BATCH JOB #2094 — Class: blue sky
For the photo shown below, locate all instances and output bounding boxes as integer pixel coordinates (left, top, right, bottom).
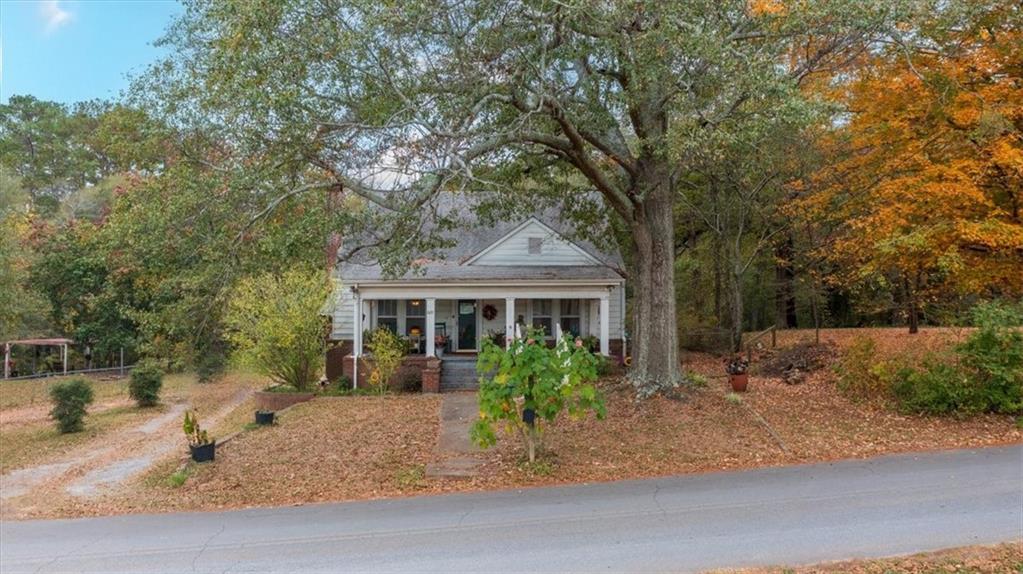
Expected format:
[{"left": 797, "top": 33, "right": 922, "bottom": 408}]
[{"left": 1, "top": 0, "right": 182, "bottom": 104}]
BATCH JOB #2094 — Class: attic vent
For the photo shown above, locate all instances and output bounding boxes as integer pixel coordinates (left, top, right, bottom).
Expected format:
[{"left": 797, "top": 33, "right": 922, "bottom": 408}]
[{"left": 528, "top": 237, "right": 543, "bottom": 254}]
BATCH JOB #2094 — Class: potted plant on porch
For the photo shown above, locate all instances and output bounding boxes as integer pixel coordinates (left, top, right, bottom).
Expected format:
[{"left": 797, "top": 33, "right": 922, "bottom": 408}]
[
  {"left": 183, "top": 411, "right": 215, "bottom": 462},
  {"left": 725, "top": 356, "right": 750, "bottom": 392}
]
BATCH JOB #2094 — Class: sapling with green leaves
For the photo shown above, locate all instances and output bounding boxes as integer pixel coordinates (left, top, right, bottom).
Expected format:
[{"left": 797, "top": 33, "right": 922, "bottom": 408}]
[
  {"left": 183, "top": 411, "right": 212, "bottom": 446},
  {"left": 471, "top": 329, "right": 606, "bottom": 464}
]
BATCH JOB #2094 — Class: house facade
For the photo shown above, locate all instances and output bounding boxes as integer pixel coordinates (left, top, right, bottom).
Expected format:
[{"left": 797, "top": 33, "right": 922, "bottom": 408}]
[{"left": 328, "top": 212, "right": 626, "bottom": 392}]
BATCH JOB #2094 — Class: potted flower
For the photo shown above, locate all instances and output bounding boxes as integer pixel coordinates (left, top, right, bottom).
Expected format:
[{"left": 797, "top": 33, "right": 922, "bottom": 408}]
[
  {"left": 434, "top": 334, "right": 447, "bottom": 357},
  {"left": 725, "top": 356, "right": 750, "bottom": 392},
  {"left": 183, "top": 411, "right": 216, "bottom": 462}
]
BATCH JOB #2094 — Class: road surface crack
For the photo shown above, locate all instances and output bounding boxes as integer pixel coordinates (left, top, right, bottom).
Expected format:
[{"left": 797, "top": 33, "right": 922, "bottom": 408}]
[{"left": 191, "top": 524, "right": 226, "bottom": 572}]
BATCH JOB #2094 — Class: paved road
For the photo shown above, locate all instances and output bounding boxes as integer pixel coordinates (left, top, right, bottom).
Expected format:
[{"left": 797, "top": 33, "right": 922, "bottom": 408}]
[{"left": 2, "top": 446, "right": 1020, "bottom": 573}]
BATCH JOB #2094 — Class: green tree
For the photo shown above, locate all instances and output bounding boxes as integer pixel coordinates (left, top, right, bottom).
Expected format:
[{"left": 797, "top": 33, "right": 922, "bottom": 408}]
[
  {"left": 471, "top": 330, "right": 606, "bottom": 463},
  {"left": 224, "top": 269, "right": 330, "bottom": 390},
  {"left": 141, "top": 0, "right": 900, "bottom": 395}
]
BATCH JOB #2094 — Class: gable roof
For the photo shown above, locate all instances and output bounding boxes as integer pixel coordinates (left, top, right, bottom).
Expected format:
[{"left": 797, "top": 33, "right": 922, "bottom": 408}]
[
  {"left": 463, "top": 217, "right": 603, "bottom": 266},
  {"left": 337, "top": 194, "right": 625, "bottom": 284}
]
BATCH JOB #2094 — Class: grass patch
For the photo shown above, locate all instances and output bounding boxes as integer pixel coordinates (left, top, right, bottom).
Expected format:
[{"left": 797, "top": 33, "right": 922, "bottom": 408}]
[
  {"left": 395, "top": 465, "right": 426, "bottom": 489},
  {"left": 168, "top": 465, "right": 193, "bottom": 488}
]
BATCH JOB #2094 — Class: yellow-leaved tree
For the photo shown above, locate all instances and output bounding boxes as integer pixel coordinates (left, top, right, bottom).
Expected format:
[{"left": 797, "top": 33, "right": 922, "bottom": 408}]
[{"left": 225, "top": 269, "right": 330, "bottom": 390}]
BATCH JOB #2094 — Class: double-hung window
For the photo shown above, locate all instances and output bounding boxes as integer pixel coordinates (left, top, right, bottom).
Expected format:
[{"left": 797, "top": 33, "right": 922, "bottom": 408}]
[
  {"left": 531, "top": 299, "right": 553, "bottom": 339},
  {"left": 559, "top": 300, "right": 581, "bottom": 337},
  {"left": 377, "top": 300, "right": 398, "bottom": 333},
  {"left": 405, "top": 299, "right": 425, "bottom": 336}
]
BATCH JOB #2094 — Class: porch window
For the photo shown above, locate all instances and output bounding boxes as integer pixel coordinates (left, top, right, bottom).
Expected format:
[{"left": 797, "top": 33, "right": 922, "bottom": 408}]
[
  {"left": 377, "top": 300, "right": 398, "bottom": 333},
  {"left": 405, "top": 299, "right": 426, "bottom": 337},
  {"left": 559, "top": 299, "right": 581, "bottom": 337},
  {"left": 532, "top": 299, "right": 552, "bottom": 338}
]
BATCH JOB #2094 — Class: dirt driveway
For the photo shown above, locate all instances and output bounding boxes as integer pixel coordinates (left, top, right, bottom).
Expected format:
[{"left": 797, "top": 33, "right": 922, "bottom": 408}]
[{"left": 1, "top": 374, "right": 260, "bottom": 518}]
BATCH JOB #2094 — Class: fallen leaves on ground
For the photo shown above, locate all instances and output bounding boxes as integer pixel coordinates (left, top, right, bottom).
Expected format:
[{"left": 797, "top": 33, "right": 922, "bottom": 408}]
[
  {"left": 7, "top": 327, "right": 1020, "bottom": 518},
  {"left": 713, "top": 543, "right": 1023, "bottom": 573}
]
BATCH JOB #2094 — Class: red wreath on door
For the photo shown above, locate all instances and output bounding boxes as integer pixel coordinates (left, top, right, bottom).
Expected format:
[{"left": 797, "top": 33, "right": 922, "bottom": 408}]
[{"left": 482, "top": 304, "right": 498, "bottom": 320}]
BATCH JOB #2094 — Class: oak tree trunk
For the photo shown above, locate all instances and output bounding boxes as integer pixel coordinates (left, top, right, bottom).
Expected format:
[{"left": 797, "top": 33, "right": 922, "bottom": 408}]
[{"left": 627, "top": 169, "right": 682, "bottom": 396}]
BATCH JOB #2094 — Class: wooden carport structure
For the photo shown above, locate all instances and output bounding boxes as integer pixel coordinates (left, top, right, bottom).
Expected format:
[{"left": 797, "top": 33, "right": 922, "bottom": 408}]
[{"left": 3, "top": 338, "right": 73, "bottom": 379}]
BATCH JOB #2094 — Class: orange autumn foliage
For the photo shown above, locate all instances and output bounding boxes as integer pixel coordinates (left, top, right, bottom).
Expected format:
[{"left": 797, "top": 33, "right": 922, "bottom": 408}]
[{"left": 798, "top": 7, "right": 1023, "bottom": 305}]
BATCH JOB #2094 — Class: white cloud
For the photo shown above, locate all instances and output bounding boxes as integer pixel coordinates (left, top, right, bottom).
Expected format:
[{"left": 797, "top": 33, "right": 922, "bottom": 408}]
[{"left": 40, "top": 1, "right": 73, "bottom": 34}]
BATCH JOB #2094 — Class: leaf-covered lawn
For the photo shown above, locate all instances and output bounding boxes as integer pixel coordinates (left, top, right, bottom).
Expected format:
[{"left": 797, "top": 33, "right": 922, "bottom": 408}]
[
  {"left": 9, "top": 328, "right": 1020, "bottom": 518},
  {"left": 714, "top": 543, "right": 1022, "bottom": 573},
  {"left": 53, "top": 395, "right": 443, "bottom": 517}
]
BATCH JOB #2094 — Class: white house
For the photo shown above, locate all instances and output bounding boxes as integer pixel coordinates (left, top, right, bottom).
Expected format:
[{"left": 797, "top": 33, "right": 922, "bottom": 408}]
[{"left": 328, "top": 201, "right": 626, "bottom": 391}]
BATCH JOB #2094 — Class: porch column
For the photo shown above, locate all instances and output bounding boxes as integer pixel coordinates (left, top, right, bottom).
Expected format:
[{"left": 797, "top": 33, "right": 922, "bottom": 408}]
[
  {"left": 505, "top": 297, "right": 515, "bottom": 349},
  {"left": 425, "top": 298, "right": 436, "bottom": 357},
  {"left": 599, "top": 295, "right": 610, "bottom": 356},
  {"left": 353, "top": 292, "right": 362, "bottom": 389},
  {"left": 62, "top": 344, "right": 68, "bottom": 375},
  {"left": 4, "top": 343, "right": 9, "bottom": 379}
]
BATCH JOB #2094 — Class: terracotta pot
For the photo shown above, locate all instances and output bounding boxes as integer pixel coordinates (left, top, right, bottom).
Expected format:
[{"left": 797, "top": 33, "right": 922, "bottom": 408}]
[{"left": 729, "top": 372, "right": 749, "bottom": 392}]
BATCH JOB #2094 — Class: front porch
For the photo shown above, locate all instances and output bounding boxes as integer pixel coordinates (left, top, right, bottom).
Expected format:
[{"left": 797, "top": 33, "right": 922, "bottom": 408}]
[{"left": 340, "top": 284, "right": 623, "bottom": 392}]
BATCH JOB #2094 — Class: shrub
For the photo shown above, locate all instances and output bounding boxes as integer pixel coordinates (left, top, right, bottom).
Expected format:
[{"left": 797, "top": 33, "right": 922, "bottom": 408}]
[
  {"left": 893, "top": 302, "right": 1022, "bottom": 416},
  {"left": 955, "top": 302, "right": 1022, "bottom": 414},
  {"left": 892, "top": 362, "right": 978, "bottom": 416},
  {"left": 365, "top": 328, "right": 406, "bottom": 394},
  {"left": 129, "top": 363, "right": 164, "bottom": 407},
  {"left": 49, "top": 378, "right": 95, "bottom": 433},
  {"left": 834, "top": 336, "right": 901, "bottom": 400},
  {"left": 196, "top": 348, "right": 226, "bottom": 384},
  {"left": 224, "top": 270, "right": 329, "bottom": 391},
  {"left": 471, "top": 328, "right": 606, "bottom": 463}
]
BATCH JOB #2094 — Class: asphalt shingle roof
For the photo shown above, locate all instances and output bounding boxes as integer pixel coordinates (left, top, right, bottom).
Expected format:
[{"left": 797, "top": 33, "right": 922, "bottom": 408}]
[{"left": 337, "top": 193, "right": 625, "bottom": 283}]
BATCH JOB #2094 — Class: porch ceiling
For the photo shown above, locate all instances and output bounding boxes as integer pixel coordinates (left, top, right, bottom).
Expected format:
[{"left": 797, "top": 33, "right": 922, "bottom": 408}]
[{"left": 352, "top": 283, "right": 615, "bottom": 300}]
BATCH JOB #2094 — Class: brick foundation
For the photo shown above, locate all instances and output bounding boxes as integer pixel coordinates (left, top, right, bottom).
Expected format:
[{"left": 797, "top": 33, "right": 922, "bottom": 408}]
[
  {"left": 253, "top": 390, "right": 315, "bottom": 411},
  {"left": 341, "top": 354, "right": 432, "bottom": 391}
]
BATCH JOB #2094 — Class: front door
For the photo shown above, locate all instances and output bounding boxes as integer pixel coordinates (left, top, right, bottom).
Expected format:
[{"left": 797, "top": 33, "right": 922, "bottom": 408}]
[{"left": 457, "top": 299, "right": 477, "bottom": 351}]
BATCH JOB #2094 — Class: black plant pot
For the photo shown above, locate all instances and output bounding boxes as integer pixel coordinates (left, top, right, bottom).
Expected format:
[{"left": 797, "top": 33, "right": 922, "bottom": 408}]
[
  {"left": 255, "top": 410, "right": 275, "bottom": 426},
  {"left": 190, "top": 441, "right": 216, "bottom": 463},
  {"left": 522, "top": 408, "right": 536, "bottom": 427}
]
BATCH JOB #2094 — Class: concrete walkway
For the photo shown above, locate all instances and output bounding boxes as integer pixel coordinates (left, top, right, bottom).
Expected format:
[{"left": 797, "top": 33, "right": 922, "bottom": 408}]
[
  {"left": 424, "top": 392, "right": 482, "bottom": 478},
  {"left": 2, "top": 445, "right": 1020, "bottom": 573}
]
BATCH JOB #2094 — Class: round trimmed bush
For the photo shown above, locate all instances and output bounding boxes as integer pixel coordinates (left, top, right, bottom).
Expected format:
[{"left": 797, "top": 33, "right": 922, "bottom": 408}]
[
  {"left": 50, "top": 378, "right": 95, "bottom": 433},
  {"left": 129, "top": 363, "right": 164, "bottom": 407}
]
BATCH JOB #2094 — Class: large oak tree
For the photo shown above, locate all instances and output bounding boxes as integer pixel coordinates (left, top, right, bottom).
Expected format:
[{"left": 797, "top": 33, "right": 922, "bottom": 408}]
[{"left": 143, "top": 0, "right": 900, "bottom": 393}]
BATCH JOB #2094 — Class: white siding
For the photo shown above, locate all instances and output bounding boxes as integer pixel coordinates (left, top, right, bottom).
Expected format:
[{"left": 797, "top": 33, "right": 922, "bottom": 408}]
[
  {"left": 331, "top": 284, "right": 356, "bottom": 339},
  {"left": 469, "top": 220, "right": 599, "bottom": 267},
  {"left": 610, "top": 285, "right": 624, "bottom": 337}
]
